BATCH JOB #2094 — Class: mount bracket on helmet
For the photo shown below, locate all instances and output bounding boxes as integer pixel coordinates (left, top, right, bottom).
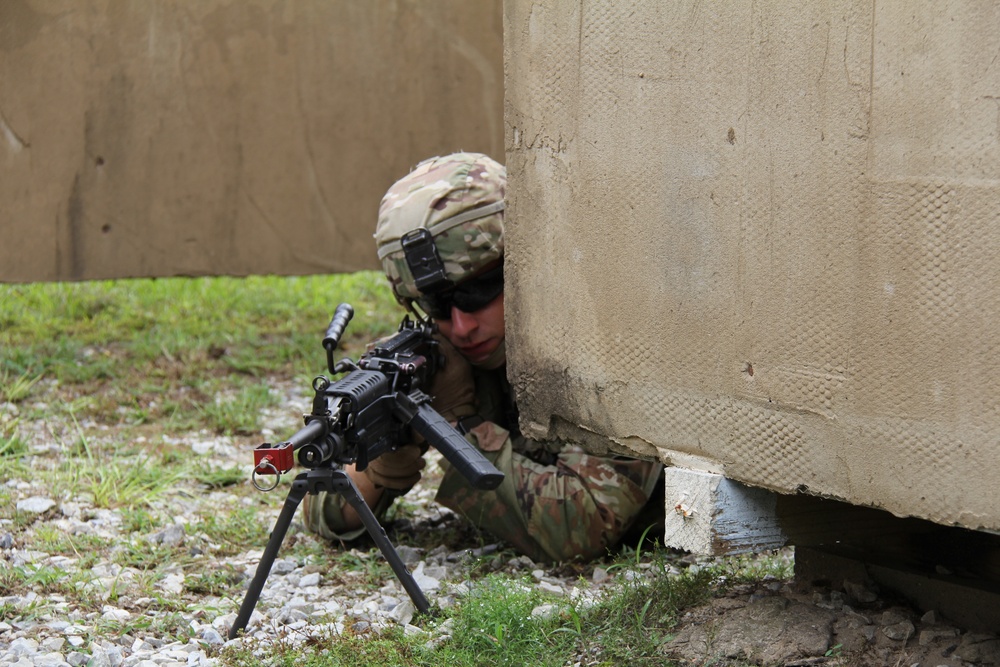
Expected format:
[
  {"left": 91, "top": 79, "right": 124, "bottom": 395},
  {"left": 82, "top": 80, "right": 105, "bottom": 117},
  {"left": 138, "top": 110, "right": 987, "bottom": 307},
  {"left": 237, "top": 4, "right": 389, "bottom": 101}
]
[{"left": 400, "top": 228, "right": 453, "bottom": 294}]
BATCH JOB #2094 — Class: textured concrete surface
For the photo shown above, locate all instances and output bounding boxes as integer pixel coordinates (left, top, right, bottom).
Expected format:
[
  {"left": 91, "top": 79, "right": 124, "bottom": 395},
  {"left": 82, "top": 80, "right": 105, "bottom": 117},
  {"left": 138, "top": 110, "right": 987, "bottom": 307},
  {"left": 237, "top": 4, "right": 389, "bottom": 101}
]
[{"left": 504, "top": 1, "right": 1000, "bottom": 531}]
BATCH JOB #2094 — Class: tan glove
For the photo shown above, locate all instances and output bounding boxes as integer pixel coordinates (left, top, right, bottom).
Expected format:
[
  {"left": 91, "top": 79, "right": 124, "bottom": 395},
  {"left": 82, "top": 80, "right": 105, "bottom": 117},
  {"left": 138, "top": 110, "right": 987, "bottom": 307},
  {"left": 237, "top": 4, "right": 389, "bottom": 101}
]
[
  {"left": 429, "top": 336, "right": 478, "bottom": 422},
  {"left": 365, "top": 444, "right": 426, "bottom": 490}
]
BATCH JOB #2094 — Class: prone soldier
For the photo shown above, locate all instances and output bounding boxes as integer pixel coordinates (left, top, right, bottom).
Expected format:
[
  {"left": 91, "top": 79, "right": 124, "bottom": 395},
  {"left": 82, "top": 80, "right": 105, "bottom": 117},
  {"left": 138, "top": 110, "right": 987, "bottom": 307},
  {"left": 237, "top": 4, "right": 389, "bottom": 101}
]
[{"left": 304, "top": 152, "right": 663, "bottom": 562}]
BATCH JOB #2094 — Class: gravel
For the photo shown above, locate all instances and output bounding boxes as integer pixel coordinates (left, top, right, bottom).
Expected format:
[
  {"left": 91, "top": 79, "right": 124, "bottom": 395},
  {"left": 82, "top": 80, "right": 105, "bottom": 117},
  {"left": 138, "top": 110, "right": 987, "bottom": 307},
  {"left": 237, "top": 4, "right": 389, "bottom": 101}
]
[
  {"left": 1, "top": 495, "right": 597, "bottom": 667},
  {"left": 4, "top": 389, "right": 1000, "bottom": 667},
  {"left": 0, "top": 390, "right": 610, "bottom": 667}
]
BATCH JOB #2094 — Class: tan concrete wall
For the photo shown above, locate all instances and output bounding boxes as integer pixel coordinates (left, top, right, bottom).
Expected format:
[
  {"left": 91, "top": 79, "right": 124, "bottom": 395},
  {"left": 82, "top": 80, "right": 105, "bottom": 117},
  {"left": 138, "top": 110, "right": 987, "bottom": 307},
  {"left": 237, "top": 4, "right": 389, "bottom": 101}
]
[
  {"left": 1, "top": 0, "right": 502, "bottom": 282},
  {"left": 505, "top": 1, "right": 1000, "bottom": 531}
]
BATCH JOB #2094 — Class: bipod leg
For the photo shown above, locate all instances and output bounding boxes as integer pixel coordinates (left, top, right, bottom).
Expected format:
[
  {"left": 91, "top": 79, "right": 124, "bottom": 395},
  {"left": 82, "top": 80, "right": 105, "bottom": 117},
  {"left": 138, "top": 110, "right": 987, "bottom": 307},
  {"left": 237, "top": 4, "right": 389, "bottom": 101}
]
[
  {"left": 229, "top": 471, "right": 309, "bottom": 639},
  {"left": 336, "top": 472, "right": 432, "bottom": 615},
  {"left": 229, "top": 468, "right": 430, "bottom": 640}
]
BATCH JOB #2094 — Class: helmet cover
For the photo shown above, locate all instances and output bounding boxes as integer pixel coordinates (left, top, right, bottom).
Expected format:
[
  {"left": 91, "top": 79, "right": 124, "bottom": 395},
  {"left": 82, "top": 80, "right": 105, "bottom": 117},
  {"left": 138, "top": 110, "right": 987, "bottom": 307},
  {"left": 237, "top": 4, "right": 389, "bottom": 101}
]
[{"left": 374, "top": 152, "right": 505, "bottom": 302}]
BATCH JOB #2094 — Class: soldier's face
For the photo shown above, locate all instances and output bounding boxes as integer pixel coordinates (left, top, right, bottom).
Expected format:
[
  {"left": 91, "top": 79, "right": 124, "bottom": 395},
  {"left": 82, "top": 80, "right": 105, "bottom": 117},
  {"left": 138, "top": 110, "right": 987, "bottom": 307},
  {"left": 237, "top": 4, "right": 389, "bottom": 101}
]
[{"left": 436, "top": 293, "right": 505, "bottom": 365}]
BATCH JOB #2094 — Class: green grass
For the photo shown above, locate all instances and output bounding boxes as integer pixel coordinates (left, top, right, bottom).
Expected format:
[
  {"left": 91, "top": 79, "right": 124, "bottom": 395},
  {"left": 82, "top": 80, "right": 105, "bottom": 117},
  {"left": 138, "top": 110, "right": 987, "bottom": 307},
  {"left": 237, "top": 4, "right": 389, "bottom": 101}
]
[
  {"left": 93, "top": 610, "right": 196, "bottom": 644},
  {"left": 196, "top": 383, "right": 279, "bottom": 435},
  {"left": 184, "top": 565, "right": 246, "bottom": 596},
  {"left": 120, "top": 507, "right": 160, "bottom": 534},
  {"left": 0, "top": 368, "right": 42, "bottom": 403},
  {"left": 221, "top": 549, "right": 791, "bottom": 667},
  {"left": 112, "top": 541, "right": 179, "bottom": 571},
  {"left": 0, "top": 271, "right": 456, "bottom": 649},
  {"left": 585, "top": 562, "right": 717, "bottom": 661},
  {"left": 219, "top": 547, "right": 793, "bottom": 667},
  {"left": 0, "top": 419, "right": 28, "bottom": 458},
  {"left": 193, "top": 465, "right": 247, "bottom": 489},
  {"left": 441, "top": 574, "right": 577, "bottom": 667},
  {"left": 0, "top": 564, "right": 67, "bottom": 595},
  {"left": 191, "top": 507, "right": 271, "bottom": 555},
  {"left": 220, "top": 573, "right": 578, "bottom": 667},
  {"left": 30, "top": 524, "right": 109, "bottom": 557},
  {"left": 0, "top": 272, "right": 400, "bottom": 429}
]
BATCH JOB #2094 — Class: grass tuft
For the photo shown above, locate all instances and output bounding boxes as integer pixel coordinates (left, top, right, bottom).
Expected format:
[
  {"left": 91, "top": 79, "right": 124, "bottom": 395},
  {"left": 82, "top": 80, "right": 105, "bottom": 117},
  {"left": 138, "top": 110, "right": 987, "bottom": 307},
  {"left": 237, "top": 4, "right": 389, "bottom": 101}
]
[
  {"left": 191, "top": 507, "right": 270, "bottom": 555},
  {"left": 442, "top": 575, "right": 577, "bottom": 667},
  {"left": 0, "top": 369, "right": 42, "bottom": 403},
  {"left": 0, "top": 419, "right": 28, "bottom": 459},
  {"left": 587, "top": 561, "right": 716, "bottom": 661},
  {"left": 196, "top": 383, "right": 277, "bottom": 435},
  {"left": 65, "top": 424, "right": 184, "bottom": 509},
  {"left": 185, "top": 566, "right": 245, "bottom": 596}
]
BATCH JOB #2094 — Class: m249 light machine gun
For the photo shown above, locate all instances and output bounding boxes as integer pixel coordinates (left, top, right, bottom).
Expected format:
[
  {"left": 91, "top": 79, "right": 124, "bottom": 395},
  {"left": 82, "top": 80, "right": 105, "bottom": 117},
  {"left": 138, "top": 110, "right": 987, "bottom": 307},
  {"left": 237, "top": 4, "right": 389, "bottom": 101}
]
[{"left": 229, "top": 304, "right": 504, "bottom": 638}]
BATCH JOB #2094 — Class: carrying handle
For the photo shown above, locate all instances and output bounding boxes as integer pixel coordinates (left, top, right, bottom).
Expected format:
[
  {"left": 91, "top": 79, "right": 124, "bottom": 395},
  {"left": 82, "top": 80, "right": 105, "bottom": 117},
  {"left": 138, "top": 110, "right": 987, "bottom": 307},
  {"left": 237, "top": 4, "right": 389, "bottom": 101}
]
[{"left": 323, "top": 303, "right": 355, "bottom": 373}]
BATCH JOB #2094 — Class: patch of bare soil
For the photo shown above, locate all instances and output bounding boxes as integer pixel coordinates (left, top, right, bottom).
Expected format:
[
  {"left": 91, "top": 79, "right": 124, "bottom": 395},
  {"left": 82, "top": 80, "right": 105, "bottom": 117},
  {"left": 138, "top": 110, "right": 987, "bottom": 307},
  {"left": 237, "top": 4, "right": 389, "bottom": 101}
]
[{"left": 663, "top": 575, "right": 1000, "bottom": 666}]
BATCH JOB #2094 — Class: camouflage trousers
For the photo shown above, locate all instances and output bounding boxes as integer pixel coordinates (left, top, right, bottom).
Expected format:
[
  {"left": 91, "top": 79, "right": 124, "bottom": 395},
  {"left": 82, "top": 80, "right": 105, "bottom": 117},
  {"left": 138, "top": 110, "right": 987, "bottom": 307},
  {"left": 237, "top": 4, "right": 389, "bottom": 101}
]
[{"left": 303, "top": 433, "right": 662, "bottom": 563}]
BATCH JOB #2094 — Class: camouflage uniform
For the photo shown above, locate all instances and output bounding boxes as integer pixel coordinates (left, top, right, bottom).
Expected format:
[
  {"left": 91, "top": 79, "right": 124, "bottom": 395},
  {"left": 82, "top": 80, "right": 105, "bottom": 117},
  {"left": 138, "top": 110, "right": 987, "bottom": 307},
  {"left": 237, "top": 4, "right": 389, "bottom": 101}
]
[
  {"left": 303, "top": 153, "right": 663, "bottom": 562},
  {"left": 433, "top": 365, "right": 662, "bottom": 562}
]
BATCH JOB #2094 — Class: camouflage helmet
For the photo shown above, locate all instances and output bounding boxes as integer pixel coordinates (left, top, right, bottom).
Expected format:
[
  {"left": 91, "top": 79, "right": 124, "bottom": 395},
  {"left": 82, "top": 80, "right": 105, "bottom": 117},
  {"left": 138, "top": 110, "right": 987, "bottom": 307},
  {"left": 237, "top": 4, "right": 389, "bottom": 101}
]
[{"left": 374, "top": 152, "right": 505, "bottom": 303}]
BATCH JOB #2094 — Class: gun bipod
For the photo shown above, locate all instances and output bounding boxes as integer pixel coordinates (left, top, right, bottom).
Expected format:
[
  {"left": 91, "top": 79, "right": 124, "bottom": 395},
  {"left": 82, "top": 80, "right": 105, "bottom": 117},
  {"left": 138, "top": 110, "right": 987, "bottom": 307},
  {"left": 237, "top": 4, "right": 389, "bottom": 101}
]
[{"left": 228, "top": 467, "right": 431, "bottom": 639}]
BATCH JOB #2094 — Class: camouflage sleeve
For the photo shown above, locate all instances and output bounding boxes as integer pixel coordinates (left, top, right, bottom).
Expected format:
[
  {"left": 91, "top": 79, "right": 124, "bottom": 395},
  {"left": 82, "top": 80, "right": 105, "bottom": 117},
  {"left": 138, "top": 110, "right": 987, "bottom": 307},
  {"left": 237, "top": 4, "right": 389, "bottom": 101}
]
[
  {"left": 434, "top": 420, "right": 663, "bottom": 563},
  {"left": 302, "top": 487, "right": 403, "bottom": 543}
]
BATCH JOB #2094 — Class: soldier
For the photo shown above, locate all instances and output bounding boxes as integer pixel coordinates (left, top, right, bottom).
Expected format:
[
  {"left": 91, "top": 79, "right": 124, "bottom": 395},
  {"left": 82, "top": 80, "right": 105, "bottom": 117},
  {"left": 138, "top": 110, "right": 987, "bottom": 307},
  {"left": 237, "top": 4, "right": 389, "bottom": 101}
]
[{"left": 304, "top": 152, "right": 662, "bottom": 562}]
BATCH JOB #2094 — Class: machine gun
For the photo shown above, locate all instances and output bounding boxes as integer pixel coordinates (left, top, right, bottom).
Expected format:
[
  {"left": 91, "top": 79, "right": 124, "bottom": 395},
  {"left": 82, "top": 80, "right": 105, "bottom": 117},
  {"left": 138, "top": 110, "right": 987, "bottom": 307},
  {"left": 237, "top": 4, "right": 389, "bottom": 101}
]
[{"left": 229, "top": 303, "right": 504, "bottom": 638}]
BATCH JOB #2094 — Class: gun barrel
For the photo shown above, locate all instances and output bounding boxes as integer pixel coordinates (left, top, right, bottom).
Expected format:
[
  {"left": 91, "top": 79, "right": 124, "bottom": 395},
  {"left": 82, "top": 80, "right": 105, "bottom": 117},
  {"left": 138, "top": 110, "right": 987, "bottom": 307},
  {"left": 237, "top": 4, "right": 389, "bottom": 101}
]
[{"left": 284, "top": 418, "right": 329, "bottom": 450}]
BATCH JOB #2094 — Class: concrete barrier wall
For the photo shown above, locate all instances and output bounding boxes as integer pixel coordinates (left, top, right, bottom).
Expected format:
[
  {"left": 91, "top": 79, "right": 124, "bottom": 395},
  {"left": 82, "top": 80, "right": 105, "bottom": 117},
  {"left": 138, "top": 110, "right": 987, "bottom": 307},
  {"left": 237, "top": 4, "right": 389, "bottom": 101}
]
[
  {"left": 505, "top": 1, "right": 1000, "bottom": 531},
  {"left": 1, "top": 0, "right": 502, "bottom": 282}
]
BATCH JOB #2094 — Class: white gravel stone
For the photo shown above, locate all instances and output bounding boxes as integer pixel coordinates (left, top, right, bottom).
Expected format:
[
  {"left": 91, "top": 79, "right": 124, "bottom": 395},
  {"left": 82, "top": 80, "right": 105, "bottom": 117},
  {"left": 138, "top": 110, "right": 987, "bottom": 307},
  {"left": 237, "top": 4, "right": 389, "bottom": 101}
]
[
  {"left": 101, "top": 606, "right": 131, "bottom": 622},
  {"left": 271, "top": 559, "right": 296, "bottom": 575},
  {"left": 33, "top": 653, "right": 70, "bottom": 667},
  {"left": 150, "top": 524, "right": 185, "bottom": 547},
  {"left": 16, "top": 497, "right": 56, "bottom": 513},
  {"left": 537, "top": 580, "right": 567, "bottom": 596},
  {"left": 158, "top": 572, "right": 185, "bottom": 595},
  {"left": 411, "top": 562, "right": 441, "bottom": 592},
  {"left": 11, "top": 550, "right": 48, "bottom": 566},
  {"left": 68, "top": 653, "right": 90, "bottom": 666},
  {"left": 298, "top": 572, "right": 321, "bottom": 587},
  {"left": 531, "top": 603, "right": 561, "bottom": 620},
  {"left": 390, "top": 599, "right": 415, "bottom": 626},
  {"left": 88, "top": 647, "right": 113, "bottom": 667},
  {"left": 42, "top": 638, "right": 66, "bottom": 652}
]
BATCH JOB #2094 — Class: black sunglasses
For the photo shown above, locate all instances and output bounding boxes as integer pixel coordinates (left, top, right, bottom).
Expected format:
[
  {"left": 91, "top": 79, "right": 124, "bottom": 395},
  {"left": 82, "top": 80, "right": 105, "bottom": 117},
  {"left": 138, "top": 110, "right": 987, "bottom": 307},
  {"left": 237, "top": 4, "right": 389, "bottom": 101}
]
[{"left": 412, "top": 264, "right": 504, "bottom": 320}]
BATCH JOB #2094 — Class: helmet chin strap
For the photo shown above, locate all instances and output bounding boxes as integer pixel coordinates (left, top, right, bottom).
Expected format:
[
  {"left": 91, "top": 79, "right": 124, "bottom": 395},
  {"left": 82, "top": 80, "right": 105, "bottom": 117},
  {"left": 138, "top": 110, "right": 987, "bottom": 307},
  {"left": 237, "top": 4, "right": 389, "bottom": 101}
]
[{"left": 470, "top": 339, "right": 506, "bottom": 370}]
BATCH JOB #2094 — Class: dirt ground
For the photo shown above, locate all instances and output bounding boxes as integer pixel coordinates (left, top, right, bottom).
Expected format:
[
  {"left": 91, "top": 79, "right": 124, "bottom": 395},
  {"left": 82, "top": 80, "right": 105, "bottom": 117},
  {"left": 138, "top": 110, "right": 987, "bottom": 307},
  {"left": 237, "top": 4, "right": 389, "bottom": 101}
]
[
  {"left": 662, "top": 571, "right": 1000, "bottom": 666},
  {"left": 392, "top": 501, "right": 1000, "bottom": 666}
]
